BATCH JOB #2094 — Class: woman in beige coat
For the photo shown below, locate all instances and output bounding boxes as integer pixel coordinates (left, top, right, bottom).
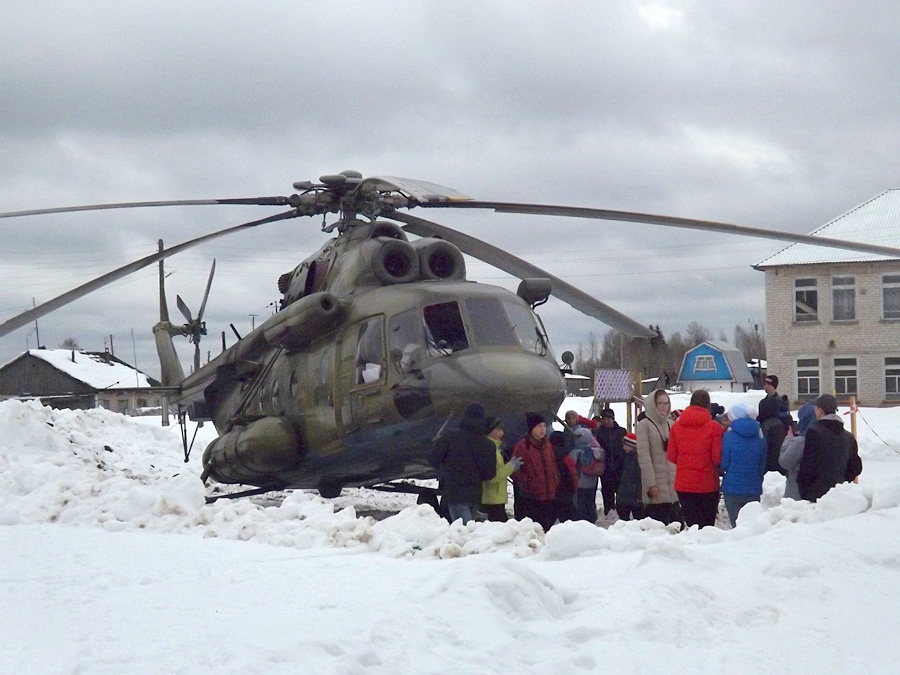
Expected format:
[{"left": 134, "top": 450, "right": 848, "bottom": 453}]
[{"left": 636, "top": 389, "right": 680, "bottom": 525}]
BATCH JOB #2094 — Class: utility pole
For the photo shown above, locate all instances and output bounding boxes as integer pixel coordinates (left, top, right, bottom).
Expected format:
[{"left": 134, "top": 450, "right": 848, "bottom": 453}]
[
  {"left": 32, "top": 298, "right": 41, "bottom": 348},
  {"left": 249, "top": 313, "right": 258, "bottom": 331}
]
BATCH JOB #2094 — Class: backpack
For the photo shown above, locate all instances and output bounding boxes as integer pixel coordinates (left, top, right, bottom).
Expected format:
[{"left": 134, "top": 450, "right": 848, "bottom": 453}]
[{"left": 579, "top": 448, "right": 606, "bottom": 477}]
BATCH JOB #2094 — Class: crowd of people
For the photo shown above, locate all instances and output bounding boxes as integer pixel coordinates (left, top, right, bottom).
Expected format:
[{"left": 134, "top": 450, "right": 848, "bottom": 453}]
[{"left": 428, "top": 379, "right": 863, "bottom": 530}]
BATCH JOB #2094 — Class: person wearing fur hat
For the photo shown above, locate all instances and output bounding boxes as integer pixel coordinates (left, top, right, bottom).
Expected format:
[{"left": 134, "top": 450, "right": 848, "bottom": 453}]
[
  {"left": 616, "top": 432, "right": 644, "bottom": 521},
  {"left": 720, "top": 403, "right": 766, "bottom": 527},
  {"left": 797, "top": 394, "right": 863, "bottom": 502},
  {"left": 779, "top": 401, "right": 815, "bottom": 500},
  {"left": 636, "top": 389, "right": 680, "bottom": 525},
  {"left": 428, "top": 402, "right": 497, "bottom": 524},
  {"left": 511, "top": 412, "right": 560, "bottom": 531},
  {"left": 480, "top": 417, "right": 523, "bottom": 522}
]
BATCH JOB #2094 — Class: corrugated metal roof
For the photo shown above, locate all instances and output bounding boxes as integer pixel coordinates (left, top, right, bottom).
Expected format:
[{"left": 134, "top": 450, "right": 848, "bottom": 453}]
[{"left": 755, "top": 189, "right": 900, "bottom": 268}]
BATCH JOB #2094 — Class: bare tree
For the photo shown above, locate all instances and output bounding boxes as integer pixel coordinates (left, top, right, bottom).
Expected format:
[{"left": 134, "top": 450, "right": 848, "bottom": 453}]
[
  {"left": 574, "top": 331, "right": 601, "bottom": 376},
  {"left": 59, "top": 337, "right": 80, "bottom": 349},
  {"left": 734, "top": 322, "right": 767, "bottom": 362},
  {"left": 685, "top": 321, "right": 712, "bottom": 347}
]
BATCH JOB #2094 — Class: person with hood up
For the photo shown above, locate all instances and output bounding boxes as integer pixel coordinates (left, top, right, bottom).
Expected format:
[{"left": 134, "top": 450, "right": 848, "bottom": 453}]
[
  {"left": 480, "top": 417, "right": 523, "bottom": 522},
  {"left": 511, "top": 412, "right": 560, "bottom": 531},
  {"left": 616, "top": 432, "right": 644, "bottom": 521},
  {"left": 720, "top": 403, "right": 766, "bottom": 527},
  {"left": 779, "top": 401, "right": 816, "bottom": 500},
  {"left": 571, "top": 427, "right": 604, "bottom": 522},
  {"left": 428, "top": 403, "right": 497, "bottom": 524},
  {"left": 797, "top": 394, "right": 863, "bottom": 502},
  {"left": 636, "top": 389, "right": 680, "bottom": 525},
  {"left": 667, "top": 389, "right": 724, "bottom": 528}
]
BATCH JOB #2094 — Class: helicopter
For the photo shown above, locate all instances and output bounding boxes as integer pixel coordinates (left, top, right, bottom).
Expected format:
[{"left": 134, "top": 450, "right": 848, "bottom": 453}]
[{"left": 3, "top": 171, "right": 900, "bottom": 500}]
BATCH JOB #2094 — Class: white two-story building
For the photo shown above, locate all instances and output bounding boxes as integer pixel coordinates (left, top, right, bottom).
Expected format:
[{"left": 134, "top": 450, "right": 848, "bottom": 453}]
[{"left": 755, "top": 189, "right": 900, "bottom": 407}]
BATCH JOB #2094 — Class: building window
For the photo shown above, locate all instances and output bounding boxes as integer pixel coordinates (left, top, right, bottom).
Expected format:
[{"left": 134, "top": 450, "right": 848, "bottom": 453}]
[
  {"left": 117, "top": 399, "right": 128, "bottom": 413},
  {"left": 694, "top": 355, "right": 716, "bottom": 371},
  {"left": 831, "top": 276, "right": 855, "bottom": 321},
  {"left": 883, "top": 274, "right": 900, "bottom": 319},
  {"left": 834, "top": 357, "right": 857, "bottom": 397},
  {"left": 886, "top": 358, "right": 900, "bottom": 400},
  {"left": 797, "top": 358, "right": 820, "bottom": 398},
  {"left": 794, "top": 278, "right": 818, "bottom": 322}
]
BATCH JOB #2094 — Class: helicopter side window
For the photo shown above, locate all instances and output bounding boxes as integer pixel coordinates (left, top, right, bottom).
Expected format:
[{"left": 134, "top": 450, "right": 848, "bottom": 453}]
[
  {"left": 464, "top": 297, "right": 518, "bottom": 347},
  {"left": 355, "top": 317, "right": 385, "bottom": 385},
  {"left": 423, "top": 301, "right": 469, "bottom": 356},
  {"left": 503, "top": 300, "right": 549, "bottom": 355},
  {"left": 388, "top": 309, "right": 427, "bottom": 373}
]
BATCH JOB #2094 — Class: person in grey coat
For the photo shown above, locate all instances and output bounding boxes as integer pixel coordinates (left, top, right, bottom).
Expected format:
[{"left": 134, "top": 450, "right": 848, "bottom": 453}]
[
  {"left": 779, "top": 401, "right": 816, "bottom": 500},
  {"left": 571, "top": 427, "right": 604, "bottom": 522}
]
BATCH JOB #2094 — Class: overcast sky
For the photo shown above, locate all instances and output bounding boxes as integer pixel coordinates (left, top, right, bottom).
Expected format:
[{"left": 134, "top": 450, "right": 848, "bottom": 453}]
[{"left": 1, "top": 2, "right": 898, "bottom": 377}]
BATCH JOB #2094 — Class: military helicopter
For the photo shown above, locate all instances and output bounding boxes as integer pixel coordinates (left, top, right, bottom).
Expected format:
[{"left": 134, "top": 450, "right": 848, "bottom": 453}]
[{"left": 3, "top": 171, "right": 900, "bottom": 500}]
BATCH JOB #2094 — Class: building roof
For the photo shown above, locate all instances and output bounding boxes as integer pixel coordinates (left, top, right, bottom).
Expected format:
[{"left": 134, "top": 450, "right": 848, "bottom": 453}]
[
  {"left": 14, "top": 350, "right": 155, "bottom": 390},
  {"left": 755, "top": 189, "right": 900, "bottom": 268}
]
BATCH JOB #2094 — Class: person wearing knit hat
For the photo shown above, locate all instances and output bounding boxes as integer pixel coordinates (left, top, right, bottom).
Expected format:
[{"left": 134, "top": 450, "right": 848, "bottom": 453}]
[
  {"left": 720, "top": 404, "right": 766, "bottom": 527},
  {"left": 428, "top": 403, "right": 498, "bottom": 524},
  {"left": 616, "top": 432, "right": 645, "bottom": 521},
  {"left": 480, "top": 417, "right": 523, "bottom": 522},
  {"left": 595, "top": 406, "right": 626, "bottom": 519},
  {"left": 510, "top": 412, "right": 559, "bottom": 531}
]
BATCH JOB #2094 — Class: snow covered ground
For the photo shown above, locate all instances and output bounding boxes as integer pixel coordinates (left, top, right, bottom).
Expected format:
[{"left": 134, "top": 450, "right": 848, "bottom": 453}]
[{"left": 2, "top": 393, "right": 900, "bottom": 674}]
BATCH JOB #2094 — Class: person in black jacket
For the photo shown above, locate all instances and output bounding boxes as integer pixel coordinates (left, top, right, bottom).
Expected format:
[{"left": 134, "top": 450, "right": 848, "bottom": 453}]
[
  {"left": 797, "top": 394, "right": 863, "bottom": 502},
  {"left": 593, "top": 408, "right": 626, "bottom": 517},
  {"left": 428, "top": 403, "right": 497, "bottom": 523},
  {"left": 757, "top": 375, "right": 789, "bottom": 474}
]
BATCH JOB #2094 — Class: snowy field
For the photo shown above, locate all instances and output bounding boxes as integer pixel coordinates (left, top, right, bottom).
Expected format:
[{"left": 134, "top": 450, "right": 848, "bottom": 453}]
[{"left": 2, "top": 392, "right": 900, "bottom": 674}]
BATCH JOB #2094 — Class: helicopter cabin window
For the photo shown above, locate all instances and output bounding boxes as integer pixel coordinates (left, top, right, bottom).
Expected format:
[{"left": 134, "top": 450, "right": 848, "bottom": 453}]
[
  {"left": 503, "top": 300, "right": 548, "bottom": 355},
  {"left": 355, "top": 317, "right": 385, "bottom": 385},
  {"left": 424, "top": 302, "right": 469, "bottom": 356},
  {"left": 464, "top": 297, "right": 518, "bottom": 347}
]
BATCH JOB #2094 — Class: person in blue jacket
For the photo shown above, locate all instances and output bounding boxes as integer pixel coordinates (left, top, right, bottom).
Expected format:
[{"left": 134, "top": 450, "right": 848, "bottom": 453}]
[{"left": 720, "top": 402, "right": 767, "bottom": 527}]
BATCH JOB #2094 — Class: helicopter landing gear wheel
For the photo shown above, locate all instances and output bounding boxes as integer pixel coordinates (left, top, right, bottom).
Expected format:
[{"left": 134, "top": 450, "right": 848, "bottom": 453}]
[{"left": 318, "top": 483, "right": 343, "bottom": 499}]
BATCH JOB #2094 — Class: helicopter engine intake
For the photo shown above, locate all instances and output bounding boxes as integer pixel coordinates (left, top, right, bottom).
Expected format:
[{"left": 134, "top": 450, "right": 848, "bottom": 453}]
[
  {"left": 411, "top": 238, "right": 466, "bottom": 281},
  {"left": 262, "top": 292, "right": 348, "bottom": 351}
]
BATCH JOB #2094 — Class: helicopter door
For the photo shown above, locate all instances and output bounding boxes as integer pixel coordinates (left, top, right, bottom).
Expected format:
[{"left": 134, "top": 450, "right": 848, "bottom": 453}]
[{"left": 337, "top": 316, "right": 387, "bottom": 434}]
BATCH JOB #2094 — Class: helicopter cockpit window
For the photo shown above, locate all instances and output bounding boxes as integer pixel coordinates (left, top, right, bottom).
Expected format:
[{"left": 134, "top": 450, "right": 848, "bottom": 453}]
[
  {"left": 424, "top": 301, "right": 469, "bottom": 356},
  {"left": 464, "top": 297, "right": 518, "bottom": 347},
  {"left": 388, "top": 309, "right": 427, "bottom": 373},
  {"left": 355, "top": 317, "right": 385, "bottom": 385},
  {"left": 503, "top": 300, "right": 548, "bottom": 355}
]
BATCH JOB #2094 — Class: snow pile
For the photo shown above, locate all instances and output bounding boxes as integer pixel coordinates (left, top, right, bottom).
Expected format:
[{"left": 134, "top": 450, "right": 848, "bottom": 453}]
[{"left": 3, "top": 396, "right": 900, "bottom": 563}]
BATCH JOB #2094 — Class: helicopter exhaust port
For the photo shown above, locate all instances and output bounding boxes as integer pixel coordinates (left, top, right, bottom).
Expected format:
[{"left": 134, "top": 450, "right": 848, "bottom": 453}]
[{"left": 201, "top": 416, "right": 303, "bottom": 485}]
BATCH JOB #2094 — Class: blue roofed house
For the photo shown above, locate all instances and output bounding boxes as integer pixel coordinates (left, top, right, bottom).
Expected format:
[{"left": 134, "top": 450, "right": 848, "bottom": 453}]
[
  {"left": 677, "top": 341, "right": 754, "bottom": 393},
  {"left": 754, "top": 189, "right": 900, "bottom": 406}
]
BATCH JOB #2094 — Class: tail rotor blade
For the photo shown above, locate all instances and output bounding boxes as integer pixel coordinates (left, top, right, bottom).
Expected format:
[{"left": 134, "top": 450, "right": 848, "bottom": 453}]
[{"left": 176, "top": 295, "right": 193, "bottom": 324}]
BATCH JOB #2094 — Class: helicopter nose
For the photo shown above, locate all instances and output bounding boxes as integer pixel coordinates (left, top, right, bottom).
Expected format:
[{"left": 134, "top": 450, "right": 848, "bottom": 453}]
[{"left": 423, "top": 351, "right": 565, "bottom": 417}]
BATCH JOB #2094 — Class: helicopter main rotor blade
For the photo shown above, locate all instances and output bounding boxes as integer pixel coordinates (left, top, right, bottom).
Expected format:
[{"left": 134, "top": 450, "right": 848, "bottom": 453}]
[
  {"left": 427, "top": 201, "right": 900, "bottom": 260},
  {"left": 389, "top": 210, "right": 656, "bottom": 338},
  {"left": 197, "top": 259, "right": 217, "bottom": 322},
  {"left": 0, "top": 209, "right": 299, "bottom": 339},
  {"left": 0, "top": 197, "right": 294, "bottom": 220}
]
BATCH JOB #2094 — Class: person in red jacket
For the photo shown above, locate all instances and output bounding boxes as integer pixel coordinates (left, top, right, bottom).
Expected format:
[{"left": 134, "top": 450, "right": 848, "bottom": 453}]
[
  {"left": 511, "top": 412, "right": 560, "bottom": 531},
  {"left": 666, "top": 389, "right": 724, "bottom": 528}
]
